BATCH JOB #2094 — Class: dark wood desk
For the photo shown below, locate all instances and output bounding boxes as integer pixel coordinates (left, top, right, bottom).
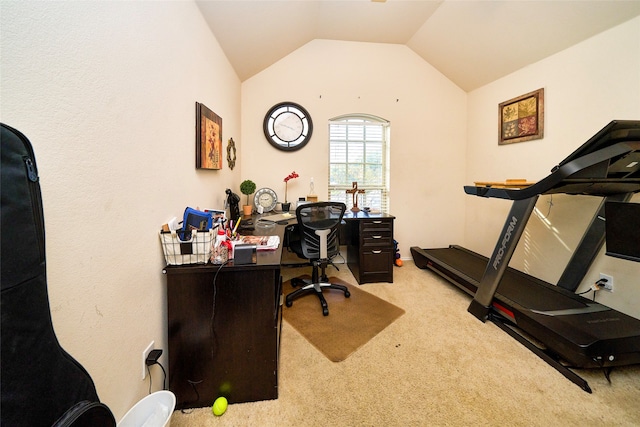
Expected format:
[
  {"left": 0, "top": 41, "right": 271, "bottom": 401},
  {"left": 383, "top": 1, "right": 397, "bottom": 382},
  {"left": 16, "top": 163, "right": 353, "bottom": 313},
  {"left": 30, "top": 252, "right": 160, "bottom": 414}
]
[
  {"left": 163, "top": 211, "right": 394, "bottom": 409},
  {"left": 163, "top": 223, "right": 284, "bottom": 409}
]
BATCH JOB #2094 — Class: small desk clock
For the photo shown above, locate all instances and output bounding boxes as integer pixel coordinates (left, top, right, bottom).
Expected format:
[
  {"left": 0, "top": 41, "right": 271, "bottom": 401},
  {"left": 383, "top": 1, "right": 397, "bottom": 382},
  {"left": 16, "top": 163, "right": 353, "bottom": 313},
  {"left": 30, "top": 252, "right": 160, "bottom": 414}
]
[{"left": 254, "top": 187, "right": 278, "bottom": 212}]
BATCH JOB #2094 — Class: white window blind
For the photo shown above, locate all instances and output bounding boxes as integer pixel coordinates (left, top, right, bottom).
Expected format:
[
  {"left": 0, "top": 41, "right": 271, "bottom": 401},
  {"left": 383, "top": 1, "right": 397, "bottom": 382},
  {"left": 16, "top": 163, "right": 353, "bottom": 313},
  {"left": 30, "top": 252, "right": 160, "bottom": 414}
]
[{"left": 328, "top": 115, "right": 390, "bottom": 212}]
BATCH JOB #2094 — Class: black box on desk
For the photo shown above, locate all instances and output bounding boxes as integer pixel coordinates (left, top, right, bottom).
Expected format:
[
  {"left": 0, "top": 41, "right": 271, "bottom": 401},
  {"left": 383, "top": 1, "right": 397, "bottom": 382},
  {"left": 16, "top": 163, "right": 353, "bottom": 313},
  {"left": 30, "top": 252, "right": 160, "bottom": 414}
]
[{"left": 234, "top": 243, "right": 257, "bottom": 264}]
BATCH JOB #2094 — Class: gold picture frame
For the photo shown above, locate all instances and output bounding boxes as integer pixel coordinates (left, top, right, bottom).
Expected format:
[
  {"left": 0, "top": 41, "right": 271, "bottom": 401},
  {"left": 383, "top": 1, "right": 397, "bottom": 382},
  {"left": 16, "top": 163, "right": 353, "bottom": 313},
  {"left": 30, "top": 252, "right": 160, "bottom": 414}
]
[
  {"left": 499, "top": 88, "right": 544, "bottom": 145},
  {"left": 196, "top": 102, "right": 223, "bottom": 169}
]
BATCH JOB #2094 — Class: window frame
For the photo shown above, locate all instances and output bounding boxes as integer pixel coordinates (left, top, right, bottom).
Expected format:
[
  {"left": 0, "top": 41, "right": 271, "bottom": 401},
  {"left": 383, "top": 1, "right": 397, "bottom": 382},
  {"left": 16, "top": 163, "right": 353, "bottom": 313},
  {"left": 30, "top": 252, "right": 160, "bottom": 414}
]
[{"left": 328, "top": 114, "right": 390, "bottom": 212}]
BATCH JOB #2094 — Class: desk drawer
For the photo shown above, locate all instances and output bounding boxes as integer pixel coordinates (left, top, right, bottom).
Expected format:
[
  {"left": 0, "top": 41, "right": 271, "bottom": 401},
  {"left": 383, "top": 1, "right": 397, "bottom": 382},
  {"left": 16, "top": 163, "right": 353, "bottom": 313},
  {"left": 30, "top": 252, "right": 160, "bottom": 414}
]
[
  {"left": 361, "top": 247, "right": 394, "bottom": 282},
  {"left": 361, "top": 219, "right": 393, "bottom": 232},
  {"left": 362, "top": 231, "right": 393, "bottom": 247}
]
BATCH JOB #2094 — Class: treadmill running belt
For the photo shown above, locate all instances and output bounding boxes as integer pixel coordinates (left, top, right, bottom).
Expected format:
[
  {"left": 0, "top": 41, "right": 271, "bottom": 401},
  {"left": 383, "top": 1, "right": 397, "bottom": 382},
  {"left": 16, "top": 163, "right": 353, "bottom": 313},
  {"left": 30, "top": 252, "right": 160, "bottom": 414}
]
[{"left": 422, "top": 246, "right": 587, "bottom": 312}]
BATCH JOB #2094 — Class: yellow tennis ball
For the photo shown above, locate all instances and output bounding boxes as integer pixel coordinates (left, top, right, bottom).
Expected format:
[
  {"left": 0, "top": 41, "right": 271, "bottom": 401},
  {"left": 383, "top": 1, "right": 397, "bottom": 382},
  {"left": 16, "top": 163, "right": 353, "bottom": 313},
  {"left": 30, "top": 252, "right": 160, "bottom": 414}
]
[{"left": 212, "top": 396, "right": 228, "bottom": 416}]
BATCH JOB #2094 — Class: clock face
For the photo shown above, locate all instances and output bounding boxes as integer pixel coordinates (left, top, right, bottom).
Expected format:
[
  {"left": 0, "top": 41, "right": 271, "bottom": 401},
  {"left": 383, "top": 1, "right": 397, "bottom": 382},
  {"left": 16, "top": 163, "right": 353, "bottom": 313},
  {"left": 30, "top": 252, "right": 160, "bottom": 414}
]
[
  {"left": 274, "top": 112, "right": 304, "bottom": 142},
  {"left": 254, "top": 188, "right": 278, "bottom": 212},
  {"left": 263, "top": 102, "right": 313, "bottom": 151}
]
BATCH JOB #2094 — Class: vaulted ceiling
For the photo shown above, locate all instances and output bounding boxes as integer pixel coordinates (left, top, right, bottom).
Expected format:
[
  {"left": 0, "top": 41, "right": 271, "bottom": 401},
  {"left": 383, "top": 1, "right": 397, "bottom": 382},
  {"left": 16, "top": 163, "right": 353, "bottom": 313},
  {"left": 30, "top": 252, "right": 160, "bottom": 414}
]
[{"left": 196, "top": 0, "right": 640, "bottom": 92}]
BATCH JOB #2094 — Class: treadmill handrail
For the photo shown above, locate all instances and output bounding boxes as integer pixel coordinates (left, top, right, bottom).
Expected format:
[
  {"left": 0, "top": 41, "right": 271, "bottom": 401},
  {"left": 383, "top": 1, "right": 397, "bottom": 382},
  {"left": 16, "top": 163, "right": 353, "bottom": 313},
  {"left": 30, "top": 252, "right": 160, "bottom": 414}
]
[
  {"left": 556, "top": 119, "right": 640, "bottom": 168},
  {"left": 465, "top": 140, "right": 640, "bottom": 200}
]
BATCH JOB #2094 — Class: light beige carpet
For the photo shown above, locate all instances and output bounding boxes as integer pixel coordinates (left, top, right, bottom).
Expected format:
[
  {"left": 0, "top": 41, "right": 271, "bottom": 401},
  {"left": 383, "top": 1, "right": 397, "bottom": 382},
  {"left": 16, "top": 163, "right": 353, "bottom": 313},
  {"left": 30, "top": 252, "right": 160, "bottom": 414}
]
[
  {"left": 170, "top": 262, "right": 640, "bottom": 426},
  {"left": 282, "top": 276, "right": 405, "bottom": 362}
]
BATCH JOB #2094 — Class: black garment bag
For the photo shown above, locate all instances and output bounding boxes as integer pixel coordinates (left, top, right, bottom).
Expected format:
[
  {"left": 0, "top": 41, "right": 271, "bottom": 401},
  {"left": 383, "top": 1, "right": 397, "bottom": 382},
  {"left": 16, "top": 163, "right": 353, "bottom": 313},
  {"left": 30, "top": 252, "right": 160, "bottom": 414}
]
[{"left": 1, "top": 123, "right": 115, "bottom": 426}]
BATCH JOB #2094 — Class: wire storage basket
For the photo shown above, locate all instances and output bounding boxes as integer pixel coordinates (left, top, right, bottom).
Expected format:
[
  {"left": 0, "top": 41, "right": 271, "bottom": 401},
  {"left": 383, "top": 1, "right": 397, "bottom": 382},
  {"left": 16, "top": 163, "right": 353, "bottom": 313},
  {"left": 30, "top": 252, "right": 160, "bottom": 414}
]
[{"left": 160, "top": 229, "right": 215, "bottom": 265}]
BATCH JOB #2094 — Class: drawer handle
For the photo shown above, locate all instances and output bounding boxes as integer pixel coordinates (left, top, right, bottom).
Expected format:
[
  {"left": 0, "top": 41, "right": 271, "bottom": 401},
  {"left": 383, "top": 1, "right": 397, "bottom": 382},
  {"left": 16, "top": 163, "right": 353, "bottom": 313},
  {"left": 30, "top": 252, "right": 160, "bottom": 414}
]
[
  {"left": 372, "top": 235, "right": 382, "bottom": 239},
  {"left": 372, "top": 250, "right": 382, "bottom": 254},
  {"left": 372, "top": 220, "right": 383, "bottom": 224}
]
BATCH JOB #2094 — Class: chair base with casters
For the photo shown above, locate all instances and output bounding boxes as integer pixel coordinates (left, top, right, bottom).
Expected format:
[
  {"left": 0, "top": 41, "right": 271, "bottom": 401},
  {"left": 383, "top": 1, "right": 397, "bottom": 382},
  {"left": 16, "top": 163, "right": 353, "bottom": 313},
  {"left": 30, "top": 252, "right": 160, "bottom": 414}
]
[
  {"left": 285, "top": 259, "right": 350, "bottom": 316},
  {"left": 285, "top": 202, "right": 350, "bottom": 316}
]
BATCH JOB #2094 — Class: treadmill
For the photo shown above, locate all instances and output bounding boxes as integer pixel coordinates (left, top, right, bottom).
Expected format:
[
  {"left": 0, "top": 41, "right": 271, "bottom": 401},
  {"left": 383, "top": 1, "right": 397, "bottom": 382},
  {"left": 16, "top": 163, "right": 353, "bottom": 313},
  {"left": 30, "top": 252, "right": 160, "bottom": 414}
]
[{"left": 411, "top": 120, "right": 640, "bottom": 392}]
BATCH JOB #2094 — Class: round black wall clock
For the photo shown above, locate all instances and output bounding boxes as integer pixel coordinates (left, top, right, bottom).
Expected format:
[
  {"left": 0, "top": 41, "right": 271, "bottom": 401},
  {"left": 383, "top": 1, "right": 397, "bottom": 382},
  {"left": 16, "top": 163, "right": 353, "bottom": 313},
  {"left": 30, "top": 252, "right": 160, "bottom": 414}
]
[{"left": 263, "top": 102, "right": 313, "bottom": 151}]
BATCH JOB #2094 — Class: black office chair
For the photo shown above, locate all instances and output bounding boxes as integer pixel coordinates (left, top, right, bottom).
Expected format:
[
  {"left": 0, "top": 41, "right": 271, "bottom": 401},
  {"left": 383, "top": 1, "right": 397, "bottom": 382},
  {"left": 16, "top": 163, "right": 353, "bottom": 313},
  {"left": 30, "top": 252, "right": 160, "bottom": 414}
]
[{"left": 285, "top": 202, "right": 350, "bottom": 316}]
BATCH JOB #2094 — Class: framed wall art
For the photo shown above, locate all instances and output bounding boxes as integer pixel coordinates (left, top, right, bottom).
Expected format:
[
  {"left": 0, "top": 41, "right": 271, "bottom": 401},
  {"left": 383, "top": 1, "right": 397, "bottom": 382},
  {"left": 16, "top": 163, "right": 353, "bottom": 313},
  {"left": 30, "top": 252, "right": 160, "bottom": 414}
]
[
  {"left": 498, "top": 88, "right": 544, "bottom": 145},
  {"left": 196, "top": 102, "right": 223, "bottom": 169}
]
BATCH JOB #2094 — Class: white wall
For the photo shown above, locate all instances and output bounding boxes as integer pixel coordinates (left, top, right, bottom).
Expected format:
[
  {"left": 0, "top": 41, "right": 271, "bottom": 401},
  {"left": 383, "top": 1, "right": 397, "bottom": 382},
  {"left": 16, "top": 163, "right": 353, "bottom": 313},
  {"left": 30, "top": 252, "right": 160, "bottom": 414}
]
[
  {"left": 2, "top": 1, "right": 639, "bottom": 419},
  {"left": 465, "top": 17, "right": 640, "bottom": 318},
  {"left": 241, "top": 39, "right": 468, "bottom": 255},
  {"left": 1, "top": 1, "right": 241, "bottom": 419}
]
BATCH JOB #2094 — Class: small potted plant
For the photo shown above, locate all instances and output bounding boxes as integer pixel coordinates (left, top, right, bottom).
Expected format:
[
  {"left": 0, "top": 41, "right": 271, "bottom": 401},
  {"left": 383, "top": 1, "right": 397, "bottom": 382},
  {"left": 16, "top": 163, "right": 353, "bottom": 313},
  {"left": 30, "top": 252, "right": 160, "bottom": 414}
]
[{"left": 239, "top": 179, "right": 256, "bottom": 216}]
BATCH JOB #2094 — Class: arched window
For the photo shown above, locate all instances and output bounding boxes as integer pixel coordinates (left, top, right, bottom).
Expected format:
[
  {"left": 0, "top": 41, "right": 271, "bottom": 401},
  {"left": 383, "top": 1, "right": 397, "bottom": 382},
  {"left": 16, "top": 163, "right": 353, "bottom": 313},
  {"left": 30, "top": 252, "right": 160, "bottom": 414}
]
[{"left": 328, "top": 114, "right": 390, "bottom": 212}]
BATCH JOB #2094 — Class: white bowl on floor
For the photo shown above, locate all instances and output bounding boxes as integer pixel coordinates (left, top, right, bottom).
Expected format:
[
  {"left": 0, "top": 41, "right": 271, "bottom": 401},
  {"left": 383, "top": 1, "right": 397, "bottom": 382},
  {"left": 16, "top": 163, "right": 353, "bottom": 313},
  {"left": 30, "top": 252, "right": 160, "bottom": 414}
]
[{"left": 117, "top": 390, "right": 176, "bottom": 427}]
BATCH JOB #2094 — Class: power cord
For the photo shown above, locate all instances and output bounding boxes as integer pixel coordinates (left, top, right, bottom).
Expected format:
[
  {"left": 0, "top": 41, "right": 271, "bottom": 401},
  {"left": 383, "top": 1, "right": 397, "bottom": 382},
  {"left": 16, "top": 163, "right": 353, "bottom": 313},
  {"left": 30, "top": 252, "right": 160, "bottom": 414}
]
[
  {"left": 210, "top": 260, "right": 229, "bottom": 360},
  {"left": 179, "top": 380, "right": 203, "bottom": 414},
  {"left": 577, "top": 278, "right": 609, "bottom": 301},
  {"left": 145, "top": 349, "right": 167, "bottom": 393}
]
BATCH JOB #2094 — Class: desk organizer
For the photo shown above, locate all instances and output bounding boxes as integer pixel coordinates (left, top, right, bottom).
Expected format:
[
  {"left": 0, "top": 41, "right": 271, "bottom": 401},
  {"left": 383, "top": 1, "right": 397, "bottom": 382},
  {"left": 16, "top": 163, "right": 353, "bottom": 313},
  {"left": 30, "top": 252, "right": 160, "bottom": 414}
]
[{"left": 160, "top": 229, "right": 215, "bottom": 265}]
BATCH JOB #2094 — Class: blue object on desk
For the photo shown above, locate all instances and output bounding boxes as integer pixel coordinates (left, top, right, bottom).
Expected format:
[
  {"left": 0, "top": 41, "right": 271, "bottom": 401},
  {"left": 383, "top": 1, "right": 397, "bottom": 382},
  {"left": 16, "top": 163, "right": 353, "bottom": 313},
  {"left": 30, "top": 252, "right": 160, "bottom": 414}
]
[{"left": 183, "top": 207, "right": 214, "bottom": 238}]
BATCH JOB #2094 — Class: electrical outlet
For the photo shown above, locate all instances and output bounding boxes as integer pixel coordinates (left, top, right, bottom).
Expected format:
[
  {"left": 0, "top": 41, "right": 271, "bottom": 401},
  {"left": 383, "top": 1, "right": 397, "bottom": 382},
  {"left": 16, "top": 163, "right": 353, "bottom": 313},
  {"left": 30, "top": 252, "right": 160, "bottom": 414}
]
[
  {"left": 142, "top": 341, "right": 154, "bottom": 380},
  {"left": 599, "top": 273, "right": 614, "bottom": 292}
]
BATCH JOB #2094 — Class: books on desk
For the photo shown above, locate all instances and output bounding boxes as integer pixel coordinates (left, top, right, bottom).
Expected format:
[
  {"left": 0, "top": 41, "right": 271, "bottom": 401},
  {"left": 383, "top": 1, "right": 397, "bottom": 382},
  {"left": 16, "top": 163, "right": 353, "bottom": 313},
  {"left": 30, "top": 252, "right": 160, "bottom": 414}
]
[{"left": 235, "top": 234, "right": 280, "bottom": 251}]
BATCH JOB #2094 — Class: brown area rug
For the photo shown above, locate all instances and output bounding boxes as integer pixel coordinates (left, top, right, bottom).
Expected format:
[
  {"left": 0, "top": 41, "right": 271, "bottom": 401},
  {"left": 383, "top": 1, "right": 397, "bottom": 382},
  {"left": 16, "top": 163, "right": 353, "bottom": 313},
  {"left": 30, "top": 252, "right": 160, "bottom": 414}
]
[{"left": 283, "top": 276, "right": 405, "bottom": 362}]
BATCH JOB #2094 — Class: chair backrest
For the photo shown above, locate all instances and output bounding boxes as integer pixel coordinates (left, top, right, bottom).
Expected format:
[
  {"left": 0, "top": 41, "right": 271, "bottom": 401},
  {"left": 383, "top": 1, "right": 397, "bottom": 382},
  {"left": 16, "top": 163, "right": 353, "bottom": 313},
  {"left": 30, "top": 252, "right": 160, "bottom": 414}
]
[{"left": 295, "top": 202, "right": 346, "bottom": 260}]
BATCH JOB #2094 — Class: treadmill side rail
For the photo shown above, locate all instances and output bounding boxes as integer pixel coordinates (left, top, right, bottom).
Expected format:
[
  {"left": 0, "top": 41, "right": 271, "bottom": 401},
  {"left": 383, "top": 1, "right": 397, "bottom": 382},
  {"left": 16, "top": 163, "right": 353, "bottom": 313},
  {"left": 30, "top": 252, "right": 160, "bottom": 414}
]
[{"left": 529, "top": 303, "right": 611, "bottom": 316}]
